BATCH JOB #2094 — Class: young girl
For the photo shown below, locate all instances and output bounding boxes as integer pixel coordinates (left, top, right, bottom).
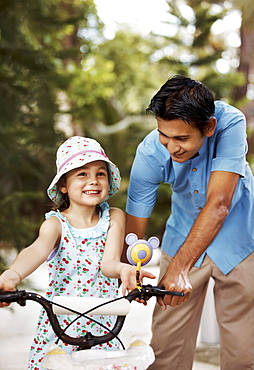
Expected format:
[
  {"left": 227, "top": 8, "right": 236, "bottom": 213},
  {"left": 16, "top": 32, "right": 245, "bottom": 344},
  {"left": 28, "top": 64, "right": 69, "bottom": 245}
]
[{"left": 0, "top": 136, "right": 155, "bottom": 370}]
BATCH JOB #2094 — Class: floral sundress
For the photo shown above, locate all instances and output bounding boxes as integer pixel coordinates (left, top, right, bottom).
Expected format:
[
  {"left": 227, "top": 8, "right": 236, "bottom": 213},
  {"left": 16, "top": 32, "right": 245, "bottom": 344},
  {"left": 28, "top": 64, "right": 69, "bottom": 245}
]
[{"left": 28, "top": 202, "right": 120, "bottom": 370}]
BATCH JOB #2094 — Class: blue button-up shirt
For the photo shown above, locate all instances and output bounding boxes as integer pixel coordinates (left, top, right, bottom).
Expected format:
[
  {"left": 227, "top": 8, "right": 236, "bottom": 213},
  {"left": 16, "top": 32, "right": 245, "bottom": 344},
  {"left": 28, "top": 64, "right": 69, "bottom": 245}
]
[{"left": 126, "top": 101, "right": 254, "bottom": 274}]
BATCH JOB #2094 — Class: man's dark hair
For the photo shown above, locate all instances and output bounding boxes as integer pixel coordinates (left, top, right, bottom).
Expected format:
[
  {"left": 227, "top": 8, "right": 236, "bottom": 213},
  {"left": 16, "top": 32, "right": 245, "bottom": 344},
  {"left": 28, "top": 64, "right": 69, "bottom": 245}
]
[{"left": 146, "top": 75, "right": 215, "bottom": 134}]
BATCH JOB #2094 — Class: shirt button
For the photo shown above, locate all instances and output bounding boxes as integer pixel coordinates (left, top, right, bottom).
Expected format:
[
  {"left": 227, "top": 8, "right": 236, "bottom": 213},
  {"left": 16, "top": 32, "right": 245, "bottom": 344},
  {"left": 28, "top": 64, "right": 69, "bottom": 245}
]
[
  {"left": 192, "top": 168, "right": 197, "bottom": 172},
  {"left": 194, "top": 190, "right": 199, "bottom": 194}
]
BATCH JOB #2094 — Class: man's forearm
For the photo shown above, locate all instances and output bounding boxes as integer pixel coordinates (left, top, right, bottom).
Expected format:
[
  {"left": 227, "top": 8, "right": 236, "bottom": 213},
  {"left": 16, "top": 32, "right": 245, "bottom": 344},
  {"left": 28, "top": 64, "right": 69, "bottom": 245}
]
[{"left": 172, "top": 200, "right": 229, "bottom": 272}]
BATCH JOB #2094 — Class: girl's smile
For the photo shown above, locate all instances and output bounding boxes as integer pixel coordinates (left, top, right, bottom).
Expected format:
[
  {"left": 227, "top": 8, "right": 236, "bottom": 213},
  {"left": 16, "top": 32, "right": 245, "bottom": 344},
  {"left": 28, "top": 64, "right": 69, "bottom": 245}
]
[{"left": 84, "top": 190, "right": 101, "bottom": 195}]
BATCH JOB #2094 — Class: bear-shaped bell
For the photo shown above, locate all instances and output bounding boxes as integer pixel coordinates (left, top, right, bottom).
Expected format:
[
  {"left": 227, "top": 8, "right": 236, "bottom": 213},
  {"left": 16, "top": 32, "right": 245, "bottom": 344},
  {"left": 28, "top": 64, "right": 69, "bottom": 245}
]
[{"left": 125, "top": 233, "right": 160, "bottom": 267}]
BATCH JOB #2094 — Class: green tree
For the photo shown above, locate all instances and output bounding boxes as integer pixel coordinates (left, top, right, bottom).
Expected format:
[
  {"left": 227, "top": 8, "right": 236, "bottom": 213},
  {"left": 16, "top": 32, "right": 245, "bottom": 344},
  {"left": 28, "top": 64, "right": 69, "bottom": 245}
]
[
  {"left": 0, "top": 0, "right": 163, "bottom": 265},
  {"left": 231, "top": 0, "right": 254, "bottom": 101},
  {"left": 0, "top": 0, "right": 101, "bottom": 254},
  {"left": 152, "top": 0, "right": 244, "bottom": 102},
  {"left": 1, "top": 0, "right": 253, "bottom": 269},
  {"left": 230, "top": 0, "right": 254, "bottom": 161}
]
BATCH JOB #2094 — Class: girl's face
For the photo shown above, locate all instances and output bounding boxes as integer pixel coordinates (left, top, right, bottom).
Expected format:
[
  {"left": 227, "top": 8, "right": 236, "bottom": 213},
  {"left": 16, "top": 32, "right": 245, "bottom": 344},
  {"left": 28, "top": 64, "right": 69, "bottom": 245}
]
[{"left": 59, "top": 160, "right": 109, "bottom": 207}]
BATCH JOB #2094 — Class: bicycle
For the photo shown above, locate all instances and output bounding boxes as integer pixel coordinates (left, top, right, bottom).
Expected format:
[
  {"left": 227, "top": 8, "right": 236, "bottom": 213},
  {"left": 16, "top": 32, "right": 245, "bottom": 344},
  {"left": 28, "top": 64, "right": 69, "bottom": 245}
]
[
  {"left": 0, "top": 285, "right": 183, "bottom": 370},
  {"left": 0, "top": 234, "right": 185, "bottom": 369}
]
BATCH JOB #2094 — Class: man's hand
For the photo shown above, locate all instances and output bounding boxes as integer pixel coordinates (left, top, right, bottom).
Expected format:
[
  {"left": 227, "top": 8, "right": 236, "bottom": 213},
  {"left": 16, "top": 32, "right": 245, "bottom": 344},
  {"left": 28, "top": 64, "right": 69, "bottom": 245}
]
[{"left": 157, "top": 261, "right": 192, "bottom": 309}]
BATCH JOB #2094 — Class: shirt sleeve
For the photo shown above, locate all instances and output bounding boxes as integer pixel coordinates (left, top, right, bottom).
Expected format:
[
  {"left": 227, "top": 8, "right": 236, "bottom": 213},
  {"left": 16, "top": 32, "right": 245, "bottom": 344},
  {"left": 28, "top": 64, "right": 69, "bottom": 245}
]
[
  {"left": 212, "top": 102, "right": 248, "bottom": 176},
  {"left": 126, "top": 132, "right": 166, "bottom": 218}
]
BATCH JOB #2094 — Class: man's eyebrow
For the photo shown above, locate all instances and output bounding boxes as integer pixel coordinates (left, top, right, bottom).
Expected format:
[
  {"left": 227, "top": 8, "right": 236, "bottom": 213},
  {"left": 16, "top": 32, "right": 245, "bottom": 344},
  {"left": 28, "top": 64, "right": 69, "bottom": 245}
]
[{"left": 157, "top": 129, "right": 190, "bottom": 139}]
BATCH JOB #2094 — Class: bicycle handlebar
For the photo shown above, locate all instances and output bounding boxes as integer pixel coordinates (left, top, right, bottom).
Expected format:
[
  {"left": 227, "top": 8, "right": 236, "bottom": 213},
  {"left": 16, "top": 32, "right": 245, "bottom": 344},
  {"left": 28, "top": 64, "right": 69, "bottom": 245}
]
[{"left": 0, "top": 285, "right": 184, "bottom": 350}]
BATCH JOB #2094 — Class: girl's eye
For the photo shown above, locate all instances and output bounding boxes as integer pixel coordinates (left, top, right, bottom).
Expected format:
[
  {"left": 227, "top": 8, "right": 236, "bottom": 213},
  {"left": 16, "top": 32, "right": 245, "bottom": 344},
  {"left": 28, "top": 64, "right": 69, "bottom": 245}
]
[
  {"left": 78, "top": 172, "right": 87, "bottom": 176},
  {"left": 98, "top": 171, "right": 107, "bottom": 177}
]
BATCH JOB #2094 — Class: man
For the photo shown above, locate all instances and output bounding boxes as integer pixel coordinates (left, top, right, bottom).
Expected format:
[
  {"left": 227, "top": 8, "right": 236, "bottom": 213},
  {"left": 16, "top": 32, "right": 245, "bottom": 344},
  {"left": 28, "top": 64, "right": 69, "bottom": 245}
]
[{"left": 125, "top": 75, "right": 254, "bottom": 369}]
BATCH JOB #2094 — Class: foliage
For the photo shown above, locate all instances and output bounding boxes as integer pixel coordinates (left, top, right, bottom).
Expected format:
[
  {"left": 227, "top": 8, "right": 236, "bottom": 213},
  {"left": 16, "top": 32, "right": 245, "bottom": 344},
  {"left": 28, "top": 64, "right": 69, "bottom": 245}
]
[
  {"left": 152, "top": 0, "right": 244, "bottom": 103},
  {"left": 0, "top": 0, "right": 253, "bottom": 272},
  {"left": 0, "top": 0, "right": 100, "bottom": 251},
  {"left": 62, "top": 28, "right": 161, "bottom": 134}
]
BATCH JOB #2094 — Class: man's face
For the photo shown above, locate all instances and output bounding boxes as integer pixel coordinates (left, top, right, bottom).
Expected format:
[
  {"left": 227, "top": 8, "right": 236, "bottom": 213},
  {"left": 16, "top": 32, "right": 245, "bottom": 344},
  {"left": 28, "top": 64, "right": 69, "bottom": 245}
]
[{"left": 157, "top": 117, "right": 207, "bottom": 163}]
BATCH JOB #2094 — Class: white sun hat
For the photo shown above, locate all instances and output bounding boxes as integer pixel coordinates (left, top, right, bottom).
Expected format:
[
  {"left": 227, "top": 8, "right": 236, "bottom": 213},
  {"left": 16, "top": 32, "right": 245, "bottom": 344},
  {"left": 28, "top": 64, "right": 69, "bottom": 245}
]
[{"left": 47, "top": 136, "right": 121, "bottom": 205}]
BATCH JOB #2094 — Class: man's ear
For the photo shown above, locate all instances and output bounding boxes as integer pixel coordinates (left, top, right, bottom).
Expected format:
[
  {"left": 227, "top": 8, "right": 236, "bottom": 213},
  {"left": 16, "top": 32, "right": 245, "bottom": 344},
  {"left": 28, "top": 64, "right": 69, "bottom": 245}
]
[{"left": 205, "top": 117, "right": 217, "bottom": 137}]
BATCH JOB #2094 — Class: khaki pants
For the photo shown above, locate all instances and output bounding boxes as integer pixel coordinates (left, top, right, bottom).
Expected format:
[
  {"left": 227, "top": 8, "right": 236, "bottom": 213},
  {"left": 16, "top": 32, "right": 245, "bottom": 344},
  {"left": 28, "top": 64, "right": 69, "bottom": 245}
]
[{"left": 148, "top": 251, "right": 254, "bottom": 370}]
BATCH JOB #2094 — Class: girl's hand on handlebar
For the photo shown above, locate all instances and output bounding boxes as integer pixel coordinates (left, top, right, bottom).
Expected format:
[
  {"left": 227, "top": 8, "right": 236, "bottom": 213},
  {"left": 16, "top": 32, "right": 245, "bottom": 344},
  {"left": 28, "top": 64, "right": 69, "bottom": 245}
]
[
  {"left": 120, "top": 265, "right": 156, "bottom": 297},
  {"left": 0, "top": 272, "right": 19, "bottom": 308},
  {"left": 0, "top": 300, "right": 13, "bottom": 308}
]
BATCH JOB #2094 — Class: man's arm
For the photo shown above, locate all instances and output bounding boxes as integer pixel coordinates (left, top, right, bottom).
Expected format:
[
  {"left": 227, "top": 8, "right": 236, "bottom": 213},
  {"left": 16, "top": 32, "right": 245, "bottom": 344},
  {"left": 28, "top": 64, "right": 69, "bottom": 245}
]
[{"left": 158, "top": 170, "right": 240, "bottom": 309}]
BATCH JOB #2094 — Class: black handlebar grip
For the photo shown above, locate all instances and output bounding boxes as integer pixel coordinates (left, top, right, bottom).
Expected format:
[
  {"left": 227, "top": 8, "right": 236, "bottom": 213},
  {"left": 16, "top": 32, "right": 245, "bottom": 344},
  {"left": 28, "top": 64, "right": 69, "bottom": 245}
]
[{"left": 156, "top": 286, "right": 185, "bottom": 296}]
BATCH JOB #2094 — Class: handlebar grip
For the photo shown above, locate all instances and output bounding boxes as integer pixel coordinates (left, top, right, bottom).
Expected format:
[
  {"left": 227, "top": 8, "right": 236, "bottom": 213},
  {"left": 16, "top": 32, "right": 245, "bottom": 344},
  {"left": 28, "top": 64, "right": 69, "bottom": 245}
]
[
  {"left": 0, "top": 290, "right": 28, "bottom": 307},
  {"left": 126, "top": 285, "right": 185, "bottom": 302},
  {"left": 155, "top": 286, "right": 185, "bottom": 297},
  {"left": 0, "top": 290, "right": 27, "bottom": 303}
]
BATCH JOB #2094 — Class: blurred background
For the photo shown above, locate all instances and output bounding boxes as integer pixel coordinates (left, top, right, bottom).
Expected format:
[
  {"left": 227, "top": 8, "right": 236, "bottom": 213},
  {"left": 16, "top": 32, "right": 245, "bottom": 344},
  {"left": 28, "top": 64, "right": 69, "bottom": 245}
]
[{"left": 0, "top": 0, "right": 254, "bottom": 272}]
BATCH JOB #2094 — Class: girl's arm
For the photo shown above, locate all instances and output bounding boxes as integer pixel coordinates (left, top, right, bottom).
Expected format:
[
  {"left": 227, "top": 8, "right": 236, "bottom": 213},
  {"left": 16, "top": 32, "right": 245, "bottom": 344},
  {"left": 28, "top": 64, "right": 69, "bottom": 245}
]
[
  {"left": 0, "top": 216, "right": 61, "bottom": 298},
  {"left": 101, "top": 208, "right": 155, "bottom": 294}
]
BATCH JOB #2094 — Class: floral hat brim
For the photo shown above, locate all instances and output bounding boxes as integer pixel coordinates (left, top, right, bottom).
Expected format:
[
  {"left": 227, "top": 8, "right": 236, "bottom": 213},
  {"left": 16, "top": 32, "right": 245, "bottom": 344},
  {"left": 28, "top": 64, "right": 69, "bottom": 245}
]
[{"left": 47, "top": 137, "right": 121, "bottom": 206}]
